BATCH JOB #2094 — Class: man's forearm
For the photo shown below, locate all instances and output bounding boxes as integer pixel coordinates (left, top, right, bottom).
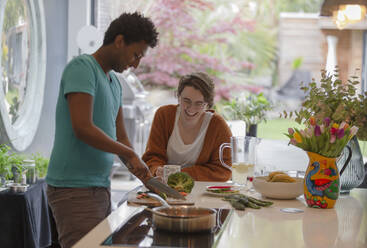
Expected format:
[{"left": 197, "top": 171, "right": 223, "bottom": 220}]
[
  {"left": 74, "top": 123, "right": 134, "bottom": 159},
  {"left": 74, "top": 122, "right": 152, "bottom": 183},
  {"left": 117, "top": 136, "right": 133, "bottom": 150}
]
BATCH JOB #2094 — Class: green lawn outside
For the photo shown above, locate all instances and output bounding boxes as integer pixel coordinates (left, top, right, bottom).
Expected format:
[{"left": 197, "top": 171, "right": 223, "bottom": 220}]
[
  {"left": 257, "top": 118, "right": 304, "bottom": 141},
  {"left": 258, "top": 118, "right": 367, "bottom": 157}
]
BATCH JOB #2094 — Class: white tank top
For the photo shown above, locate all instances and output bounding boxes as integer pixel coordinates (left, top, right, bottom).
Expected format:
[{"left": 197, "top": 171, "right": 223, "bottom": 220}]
[{"left": 167, "top": 106, "right": 213, "bottom": 168}]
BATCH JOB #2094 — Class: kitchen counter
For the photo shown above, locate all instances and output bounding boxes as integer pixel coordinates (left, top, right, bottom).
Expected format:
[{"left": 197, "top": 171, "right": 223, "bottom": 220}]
[{"left": 74, "top": 182, "right": 367, "bottom": 248}]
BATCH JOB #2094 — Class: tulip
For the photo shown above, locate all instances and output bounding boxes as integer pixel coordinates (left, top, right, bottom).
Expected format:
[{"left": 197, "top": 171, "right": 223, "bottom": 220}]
[
  {"left": 350, "top": 126, "right": 359, "bottom": 137},
  {"left": 332, "top": 123, "right": 339, "bottom": 129},
  {"left": 343, "top": 123, "right": 349, "bottom": 130},
  {"left": 290, "top": 138, "right": 297, "bottom": 145},
  {"left": 309, "top": 116, "right": 316, "bottom": 126},
  {"left": 324, "top": 117, "right": 331, "bottom": 127},
  {"left": 337, "top": 128, "right": 345, "bottom": 139},
  {"left": 305, "top": 127, "right": 313, "bottom": 138},
  {"left": 339, "top": 121, "right": 346, "bottom": 129},
  {"left": 330, "top": 135, "right": 336, "bottom": 143},
  {"left": 331, "top": 127, "right": 338, "bottom": 135},
  {"left": 300, "top": 130, "right": 306, "bottom": 137},
  {"left": 320, "top": 124, "right": 325, "bottom": 134},
  {"left": 288, "top": 128, "right": 294, "bottom": 135},
  {"left": 314, "top": 125, "right": 321, "bottom": 136},
  {"left": 293, "top": 132, "right": 302, "bottom": 143}
]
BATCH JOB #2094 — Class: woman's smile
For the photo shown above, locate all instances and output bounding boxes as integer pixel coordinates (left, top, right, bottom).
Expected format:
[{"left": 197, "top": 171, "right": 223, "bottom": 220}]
[{"left": 184, "top": 109, "right": 199, "bottom": 118}]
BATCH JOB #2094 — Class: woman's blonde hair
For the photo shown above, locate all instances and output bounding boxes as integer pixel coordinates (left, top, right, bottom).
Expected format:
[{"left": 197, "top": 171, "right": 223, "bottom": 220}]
[{"left": 177, "top": 72, "right": 215, "bottom": 108}]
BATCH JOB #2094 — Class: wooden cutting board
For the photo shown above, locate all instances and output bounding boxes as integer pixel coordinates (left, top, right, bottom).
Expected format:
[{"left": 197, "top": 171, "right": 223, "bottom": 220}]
[{"left": 127, "top": 187, "right": 195, "bottom": 207}]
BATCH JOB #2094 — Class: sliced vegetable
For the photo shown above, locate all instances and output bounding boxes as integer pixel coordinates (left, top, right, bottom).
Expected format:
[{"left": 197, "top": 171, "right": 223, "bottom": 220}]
[
  {"left": 167, "top": 172, "right": 195, "bottom": 193},
  {"left": 208, "top": 186, "right": 233, "bottom": 189},
  {"left": 158, "top": 192, "right": 167, "bottom": 200},
  {"left": 206, "top": 186, "right": 240, "bottom": 194},
  {"left": 179, "top": 191, "right": 188, "bottom": 196},
  {"left": 137, "top": 192, "right": 149, "bottom": 199}
]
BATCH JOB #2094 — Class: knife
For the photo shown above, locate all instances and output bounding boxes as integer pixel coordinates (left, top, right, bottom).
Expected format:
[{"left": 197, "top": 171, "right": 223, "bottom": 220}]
[
  {"left": 145, "top": 177, "right": 185, "bottom": 200},
  {"left": 118, "top": 156, "right": 185, "bottom": 200}
]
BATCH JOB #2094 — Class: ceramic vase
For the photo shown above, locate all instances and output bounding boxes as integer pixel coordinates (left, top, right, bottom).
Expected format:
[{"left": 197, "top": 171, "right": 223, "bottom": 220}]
[{"left": 304, "top": 151, "right": 341, "bottom": 209}]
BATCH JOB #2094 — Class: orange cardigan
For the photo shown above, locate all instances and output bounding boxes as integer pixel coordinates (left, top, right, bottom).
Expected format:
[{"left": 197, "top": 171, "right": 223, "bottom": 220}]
[{"left": 142, "top": 104, "right": 232, "bottom": 181}]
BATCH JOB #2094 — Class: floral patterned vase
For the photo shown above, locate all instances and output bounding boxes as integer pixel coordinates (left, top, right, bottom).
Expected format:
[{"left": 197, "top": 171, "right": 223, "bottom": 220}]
[{"left": 304, "top": 151, "right": 349, "bottom": 209}]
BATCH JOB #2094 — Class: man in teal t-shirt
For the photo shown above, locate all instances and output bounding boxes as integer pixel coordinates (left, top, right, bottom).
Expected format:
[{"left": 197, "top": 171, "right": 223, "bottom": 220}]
[{"left": 46, "top": 12, "right": 158, "bottom": 248}]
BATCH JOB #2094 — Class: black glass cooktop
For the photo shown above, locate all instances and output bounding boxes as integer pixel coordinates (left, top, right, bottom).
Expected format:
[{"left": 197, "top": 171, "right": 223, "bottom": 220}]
[{"left": 102, "top": 208, "right": 231, "bottom": 248}]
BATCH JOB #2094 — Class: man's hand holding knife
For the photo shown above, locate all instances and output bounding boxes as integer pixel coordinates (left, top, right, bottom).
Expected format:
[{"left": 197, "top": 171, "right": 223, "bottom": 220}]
[
  {"left": 119, "top": 154, "right": 152, "bottom": 184},
  {"left": 118, "top": 154, "right": 185, "bottom": 200}
]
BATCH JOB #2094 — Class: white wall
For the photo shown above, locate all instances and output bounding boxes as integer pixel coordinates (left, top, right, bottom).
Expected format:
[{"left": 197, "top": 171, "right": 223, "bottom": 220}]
[{"left": 67, "top": 0, "right": 92, "bottom": 61}]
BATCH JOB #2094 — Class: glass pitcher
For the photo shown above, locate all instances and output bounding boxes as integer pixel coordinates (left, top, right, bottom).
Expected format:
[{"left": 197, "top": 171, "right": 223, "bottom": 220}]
[
  {"left": 219, "top": 136, "right": 259, "bottom": 186},
  {"left": 337, "top": 136, "right": 366, "bottom": 193}
]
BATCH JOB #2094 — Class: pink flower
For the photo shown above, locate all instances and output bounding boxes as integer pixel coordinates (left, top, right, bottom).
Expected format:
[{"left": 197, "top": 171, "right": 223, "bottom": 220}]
[
  {"left": 300, "top": 130, "right": 306, "bottom": 137},
  {"left": 324, "top": 117, "right": 331, "bottom": 127},
  {"left": 290, "top": 138, "right": 297, "bottom": 145},
  {"left": 330, "top": 135, "right": 336, "bottom": 143},
  {"left": 339, "top": 121, "right": 347, "bottom": 129},
  {"left": 350, "top": 126, "right": 359, "bottom": 136},
  {"left": 320, "top": 124, "right": 325, "bottom": 134},
  {"left": 288, "top": 128, "right": 294, "bottom": 135},
  {"left": 314, "top": 125, "right": 321, "bottom": 136},
  {"left": 305, "top": 128, "right": 313, "bottom": 138}
]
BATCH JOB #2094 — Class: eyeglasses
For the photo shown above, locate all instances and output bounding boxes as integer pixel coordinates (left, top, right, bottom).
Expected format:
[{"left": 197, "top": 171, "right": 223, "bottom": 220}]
[{"left": 181, "top": 98, "right": 207, "bottom": 109}]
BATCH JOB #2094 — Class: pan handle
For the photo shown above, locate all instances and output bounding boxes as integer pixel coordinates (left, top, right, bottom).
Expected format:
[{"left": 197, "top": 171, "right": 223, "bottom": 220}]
[{"left": 146, "top": 192, "right": 170, "bottom": 207}]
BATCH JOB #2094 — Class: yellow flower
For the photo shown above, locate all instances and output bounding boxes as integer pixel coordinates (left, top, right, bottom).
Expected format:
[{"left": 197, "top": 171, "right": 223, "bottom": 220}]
[
  {"left": 332, "top": 123, "right": 339, "bottom": 129},
  {"left": 293, "top": 132, "right": 302, "bottom": 143}
]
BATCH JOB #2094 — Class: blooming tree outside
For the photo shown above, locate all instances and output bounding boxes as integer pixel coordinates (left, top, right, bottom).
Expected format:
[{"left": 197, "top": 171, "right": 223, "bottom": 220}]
[
  {"left": 132, "top": 0, "right": 275, "bottom": 101},
  {"left": 112, "top": 0, "right": 322, "bottom": 103}
]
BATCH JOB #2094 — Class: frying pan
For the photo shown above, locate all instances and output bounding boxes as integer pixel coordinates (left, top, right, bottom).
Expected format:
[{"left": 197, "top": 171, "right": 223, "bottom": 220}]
[{"left": 147, "top": 193, "right": 216, "bottom": 233}]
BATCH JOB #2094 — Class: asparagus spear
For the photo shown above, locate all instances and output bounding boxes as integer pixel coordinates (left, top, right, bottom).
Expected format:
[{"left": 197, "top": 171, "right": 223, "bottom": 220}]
[
  {"left": 229, "top": 199, "right": 246, "bottom": 210},
  {"left": 248, "top": 196, "right": 273, "bottom": 205},
  {"left": 223, "top": 194, "right": 273, "bottom": 210}
]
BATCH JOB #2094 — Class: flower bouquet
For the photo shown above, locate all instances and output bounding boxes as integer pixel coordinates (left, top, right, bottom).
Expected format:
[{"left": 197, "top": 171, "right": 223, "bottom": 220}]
[
  {"left": 286, "top": 117, "right": 358, "bottom": 158},
  {"left": 282, "top": 69, "right": 364, "bottom": 208},
  {"left": 286, "top": 117, "right": 358, "bottom": 209}
]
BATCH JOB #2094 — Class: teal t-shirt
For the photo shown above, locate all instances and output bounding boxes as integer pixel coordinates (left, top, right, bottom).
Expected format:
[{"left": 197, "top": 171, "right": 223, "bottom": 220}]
[{"left": 46, "top": 54, "right": 122, "bottom": 188}]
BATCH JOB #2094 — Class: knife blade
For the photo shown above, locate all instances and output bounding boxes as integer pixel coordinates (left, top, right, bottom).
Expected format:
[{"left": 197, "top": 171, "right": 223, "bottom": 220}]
[{"left": 145, "top": 177, "right": 185, "bottom": 200}]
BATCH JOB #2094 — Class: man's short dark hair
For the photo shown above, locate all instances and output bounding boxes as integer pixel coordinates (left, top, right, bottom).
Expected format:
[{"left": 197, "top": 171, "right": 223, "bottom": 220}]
[{"left": 103, "top": 12, "right": 158, "bottom": 47}]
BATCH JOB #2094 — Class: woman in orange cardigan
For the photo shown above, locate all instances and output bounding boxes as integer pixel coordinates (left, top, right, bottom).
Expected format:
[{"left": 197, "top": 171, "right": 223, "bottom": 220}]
[{"left": 142, "top": 72, "right": 232, "bottom": 181}]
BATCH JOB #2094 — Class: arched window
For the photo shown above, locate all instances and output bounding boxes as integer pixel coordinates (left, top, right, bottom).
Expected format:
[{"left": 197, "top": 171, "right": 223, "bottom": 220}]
[{"left": 0, "top": 0, "right": 46, "bottom": 151}]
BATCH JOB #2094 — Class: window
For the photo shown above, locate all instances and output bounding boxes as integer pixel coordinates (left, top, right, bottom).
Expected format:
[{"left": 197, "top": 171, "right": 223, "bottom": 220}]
[{"left": 0, "top": 0, "right": 46, "bottom": 151}]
